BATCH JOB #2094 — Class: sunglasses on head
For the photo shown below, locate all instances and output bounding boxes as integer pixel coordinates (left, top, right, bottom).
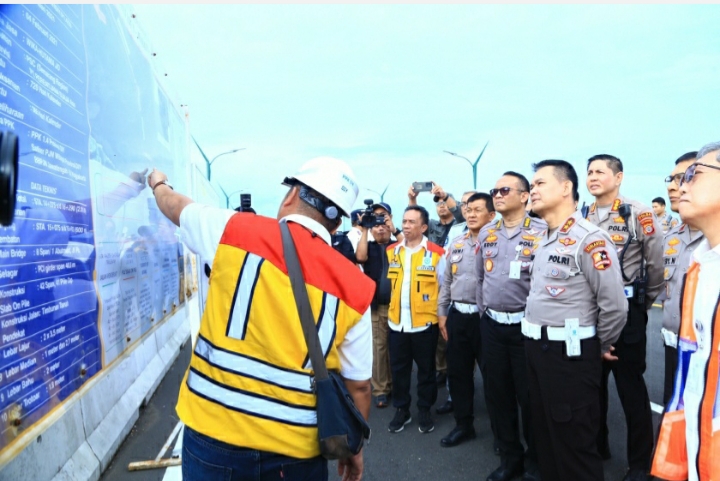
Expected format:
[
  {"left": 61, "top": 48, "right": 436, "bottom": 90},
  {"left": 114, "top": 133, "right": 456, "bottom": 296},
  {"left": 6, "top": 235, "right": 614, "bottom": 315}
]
[
  {"left": 679, "top": 162, "right": 720, "bottom": 187},
  {"left": 489, "top": 187, "right": 525, "bottom": 198}
]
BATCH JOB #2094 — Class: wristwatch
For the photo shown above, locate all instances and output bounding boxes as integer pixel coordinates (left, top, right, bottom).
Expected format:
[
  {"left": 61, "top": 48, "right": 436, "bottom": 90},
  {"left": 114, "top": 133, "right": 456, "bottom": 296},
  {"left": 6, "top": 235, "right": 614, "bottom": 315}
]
[
  {"left": 394, "top": 228, "right": 402, "bottom": 236},
  {"left": 152, "top": 179, "right": 173, "bottom": 194}
]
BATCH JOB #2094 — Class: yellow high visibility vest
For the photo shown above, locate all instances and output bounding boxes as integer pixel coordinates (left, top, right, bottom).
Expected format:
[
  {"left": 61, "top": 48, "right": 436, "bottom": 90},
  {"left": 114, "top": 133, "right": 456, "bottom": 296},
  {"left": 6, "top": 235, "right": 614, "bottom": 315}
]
[
  {"left": 176, "top": 214, "right": 374, "bottom": 459},
  {"left": 386, "top": 240, "right": 444, "bottom": 328}
]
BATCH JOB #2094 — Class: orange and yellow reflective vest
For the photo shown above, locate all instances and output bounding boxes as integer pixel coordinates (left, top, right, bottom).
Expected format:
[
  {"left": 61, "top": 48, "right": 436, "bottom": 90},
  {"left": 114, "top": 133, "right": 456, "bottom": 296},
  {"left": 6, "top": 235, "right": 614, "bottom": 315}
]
[
  {"left": 386, "top": 240, "right": 445, "bottom": 328},
  {"left": 176, "top": 214, "right": 374, "bottom": 459},
  {"left": 651, "top": 261, "right": 720, "bottom": 480}
]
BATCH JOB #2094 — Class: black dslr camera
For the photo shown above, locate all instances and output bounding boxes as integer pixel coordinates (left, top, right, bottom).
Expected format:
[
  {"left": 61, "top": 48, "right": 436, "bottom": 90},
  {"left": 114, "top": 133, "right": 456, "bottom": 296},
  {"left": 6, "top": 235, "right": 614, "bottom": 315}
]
[
  {"left": 235, "top": 193, "right": 256, "bottom": 213},
  {"left": 359, "top": 199, "right": 386, "bottom": 228}
]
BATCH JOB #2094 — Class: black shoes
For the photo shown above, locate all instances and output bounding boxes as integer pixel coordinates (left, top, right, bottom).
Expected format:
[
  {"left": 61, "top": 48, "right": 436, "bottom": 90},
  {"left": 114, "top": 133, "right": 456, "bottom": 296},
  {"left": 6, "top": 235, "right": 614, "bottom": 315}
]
[
  {"left": 388, "top": 408, "right": 411, "bottom": 433},
  {"left": 622, "top": 469, "right": 648, "bottom": 481},
  {"left": 418, "top": 410, "right": 435, "bottom": 433},
  {"left": 436, "top": 400, "right": 454, "bottom": 414},
  {"left": 440, "top": 425, "right": 476, "bottom": 447},
  {"left": 487, "top": 464, "right": 524, "bottom": 481}
]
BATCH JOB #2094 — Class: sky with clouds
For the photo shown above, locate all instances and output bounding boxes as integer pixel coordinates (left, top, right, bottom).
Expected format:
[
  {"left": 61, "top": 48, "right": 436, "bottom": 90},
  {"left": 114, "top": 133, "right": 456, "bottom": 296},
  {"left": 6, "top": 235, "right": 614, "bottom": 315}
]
[{"left": 132, "top": 4, "right": 720, "bottom": 227}]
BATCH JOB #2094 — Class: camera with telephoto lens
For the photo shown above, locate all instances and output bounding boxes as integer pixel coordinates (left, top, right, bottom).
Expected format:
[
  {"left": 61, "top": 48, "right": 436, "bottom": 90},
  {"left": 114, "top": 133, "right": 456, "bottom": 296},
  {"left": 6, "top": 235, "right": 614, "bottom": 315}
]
[{"left": 359, "top": 199, "right": 386, "bottom": 229}]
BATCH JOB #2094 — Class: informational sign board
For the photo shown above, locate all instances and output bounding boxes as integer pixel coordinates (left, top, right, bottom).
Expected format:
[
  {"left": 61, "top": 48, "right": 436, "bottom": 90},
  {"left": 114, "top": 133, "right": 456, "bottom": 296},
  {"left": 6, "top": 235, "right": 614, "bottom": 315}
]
[{"left": 0, "top": 4, "right": 190, "bottom": 452}]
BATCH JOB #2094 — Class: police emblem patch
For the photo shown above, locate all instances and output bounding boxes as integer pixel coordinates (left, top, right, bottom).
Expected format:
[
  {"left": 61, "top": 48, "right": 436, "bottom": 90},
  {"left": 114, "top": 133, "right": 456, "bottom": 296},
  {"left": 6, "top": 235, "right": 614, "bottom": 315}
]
[
  {"left": 550, "top": 268, "right": 559, "bottom": 277},
  {"left": 485, "top": 259, "right": 494, "bottom": 272},
  {"left": 559, "top": 238, "right": 576, "bottom": 246},
  {"left": 545, "top": 286, "right": 566, "bottom": 297},
  {"left": 522, "top": 248, "right": 533, "bottom": 256},
  {"left": 592, "top": 250, "right": 612, "bottom": 270},
  {"left": 450, "top": 253, "right": 462, "bottom": 263},
  {"left": 485, "top": 234, "right": 498, "bottom": 243},
  {"left": 643, "top": 223, "right": 655, "bottom": 235},
  {"left": 452, "top": 264, "right": 458, "bottom": 274},
  {"left": 611, "top": 234, "right": 625, "bottom": 243}
]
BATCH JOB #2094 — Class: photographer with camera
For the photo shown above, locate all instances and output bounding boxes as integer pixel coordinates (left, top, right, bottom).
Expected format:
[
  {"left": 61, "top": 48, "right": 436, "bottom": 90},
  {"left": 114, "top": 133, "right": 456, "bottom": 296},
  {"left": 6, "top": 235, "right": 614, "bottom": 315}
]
[
  {"left": 585, "top": 154, "right": 663, "bottom": 481},
  {"left": 355, "top": 201, "right": 402, "bottom": 409}
]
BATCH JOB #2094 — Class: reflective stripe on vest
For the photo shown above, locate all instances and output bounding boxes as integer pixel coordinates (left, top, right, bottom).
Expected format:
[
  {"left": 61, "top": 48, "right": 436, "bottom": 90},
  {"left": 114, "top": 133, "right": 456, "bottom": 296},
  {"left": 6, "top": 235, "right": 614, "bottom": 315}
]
[
  {"left": 303, "top": 293, "right": 339, "bottom": 370},
  {"left": 226, "top": 253, "right": 264, "bottom": 340},
  {"left": 194, "top": 335, "right": 313, "bottom": 394},
  {"left": 186, "top": 368, "right": 317, "bottom": 427}
]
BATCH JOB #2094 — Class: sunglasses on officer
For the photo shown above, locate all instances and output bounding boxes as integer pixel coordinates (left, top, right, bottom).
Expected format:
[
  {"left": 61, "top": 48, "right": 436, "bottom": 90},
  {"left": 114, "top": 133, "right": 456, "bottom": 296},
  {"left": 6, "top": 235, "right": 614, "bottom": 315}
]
[
  {"left": 489, "top": 187, "right": 526, "bottom": 198},
  {"left": 679, "top": 162, "right": 720, "bottom": 187}
]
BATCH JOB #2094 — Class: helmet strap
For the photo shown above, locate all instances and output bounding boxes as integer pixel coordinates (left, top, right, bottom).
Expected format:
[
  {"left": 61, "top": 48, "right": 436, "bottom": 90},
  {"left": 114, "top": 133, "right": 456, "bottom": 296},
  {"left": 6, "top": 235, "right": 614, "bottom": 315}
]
[{"left": 298, "top": 185, "right": 339, "bottom": 221}]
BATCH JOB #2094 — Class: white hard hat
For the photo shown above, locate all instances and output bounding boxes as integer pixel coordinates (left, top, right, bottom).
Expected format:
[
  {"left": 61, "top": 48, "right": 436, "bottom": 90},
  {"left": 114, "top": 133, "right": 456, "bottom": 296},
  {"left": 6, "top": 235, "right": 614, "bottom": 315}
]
[{"left": 282, "top": 156, "right": 359, "bottom": 218}]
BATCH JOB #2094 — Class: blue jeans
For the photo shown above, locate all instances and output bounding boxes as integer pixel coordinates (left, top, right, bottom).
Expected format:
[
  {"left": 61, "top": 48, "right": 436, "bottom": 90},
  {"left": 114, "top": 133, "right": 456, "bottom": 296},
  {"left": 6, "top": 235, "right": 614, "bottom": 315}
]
[{"left": 182, "top": 426, "right": 328, "bottom": 481}]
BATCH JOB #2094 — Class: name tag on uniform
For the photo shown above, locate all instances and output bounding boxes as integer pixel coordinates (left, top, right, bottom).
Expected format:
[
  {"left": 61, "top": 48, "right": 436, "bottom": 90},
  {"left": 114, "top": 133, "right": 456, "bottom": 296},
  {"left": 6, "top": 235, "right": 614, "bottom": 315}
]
[{"left": 509, "top": 261, "right": 522, "bottom": 279}]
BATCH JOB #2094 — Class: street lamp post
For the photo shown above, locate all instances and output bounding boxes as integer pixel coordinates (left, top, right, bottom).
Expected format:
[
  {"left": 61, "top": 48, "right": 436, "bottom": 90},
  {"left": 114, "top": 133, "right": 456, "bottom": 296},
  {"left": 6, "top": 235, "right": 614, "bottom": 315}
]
[
  {"left": 365, "top": 183, "right": 390, "bottom": 203},
  {"left": 443, "top": 141, "right": 489, "bottom": 190},
  {"left": 192, "top": 136, "right": 245, "bottom": 182},
  {"left": 219, "top": 185, "right": 245, "bottom": 209}
]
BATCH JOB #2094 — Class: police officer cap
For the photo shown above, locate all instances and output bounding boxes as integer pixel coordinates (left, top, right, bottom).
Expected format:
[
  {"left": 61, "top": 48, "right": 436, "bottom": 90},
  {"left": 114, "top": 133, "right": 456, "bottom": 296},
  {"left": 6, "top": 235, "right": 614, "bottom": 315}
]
[
  {"left": 350, "top": 209, "right": 363, "bottom": 224},
  {"left": 371, "top": 202, "right": 392, "bottom": 215}
]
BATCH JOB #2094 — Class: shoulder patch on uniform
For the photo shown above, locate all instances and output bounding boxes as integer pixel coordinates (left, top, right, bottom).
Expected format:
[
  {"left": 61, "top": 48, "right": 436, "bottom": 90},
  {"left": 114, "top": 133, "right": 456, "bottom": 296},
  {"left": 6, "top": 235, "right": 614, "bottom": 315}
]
[
  {"left": 642, "top": 223, "right": 656, "bottom": 236},
  {"left": 637, "top": 212, "right": 653, "bottom": 222},
  {"left": 584, "top": 240, "right": 606, "bottom": 253},
  {"left": 591, "top": 250, "right": 612, "bottom": 270}
]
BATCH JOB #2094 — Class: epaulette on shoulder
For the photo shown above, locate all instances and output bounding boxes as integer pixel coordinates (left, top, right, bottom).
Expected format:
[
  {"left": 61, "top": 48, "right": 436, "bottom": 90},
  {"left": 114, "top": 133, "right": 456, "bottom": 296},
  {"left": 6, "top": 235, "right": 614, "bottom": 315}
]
[{"left": 665, "top": 223, "right": 683, "bottom": 238}]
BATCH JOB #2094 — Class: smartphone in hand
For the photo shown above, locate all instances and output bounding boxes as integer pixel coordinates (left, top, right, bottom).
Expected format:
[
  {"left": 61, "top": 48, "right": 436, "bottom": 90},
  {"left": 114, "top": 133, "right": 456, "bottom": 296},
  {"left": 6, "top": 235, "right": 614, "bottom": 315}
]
[{"left": 412, "top": 181, "right": 434, "bottom": 193}]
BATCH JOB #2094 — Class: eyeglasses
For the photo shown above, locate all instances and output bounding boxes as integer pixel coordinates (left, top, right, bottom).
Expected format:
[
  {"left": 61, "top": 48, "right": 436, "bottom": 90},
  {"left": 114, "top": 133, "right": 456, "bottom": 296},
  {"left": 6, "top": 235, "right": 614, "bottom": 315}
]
[
  {"left": 459, "top": 202, "right": 467, "bottom": 208},
  {"left": 489, "top": 187, "right": 526, "bottom": 198},
  {"left": 664, "top": 173, "right": 685, "bottom": 185},
  {"left": 679, "top": 162, "right": 720, "bottom": 186},
  {"left": 436, "top": 201, "right": 447, "bottom": 206}
]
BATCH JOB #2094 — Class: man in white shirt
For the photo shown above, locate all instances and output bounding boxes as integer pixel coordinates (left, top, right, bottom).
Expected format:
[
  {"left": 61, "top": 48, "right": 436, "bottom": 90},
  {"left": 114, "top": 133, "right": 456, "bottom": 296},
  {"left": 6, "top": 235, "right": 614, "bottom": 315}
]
[
  {"left": 652, "top": 140, "right": 720, "bottom": 481},
  {"left": 385, "top": 206, "right": 446, "bottom": 435}
]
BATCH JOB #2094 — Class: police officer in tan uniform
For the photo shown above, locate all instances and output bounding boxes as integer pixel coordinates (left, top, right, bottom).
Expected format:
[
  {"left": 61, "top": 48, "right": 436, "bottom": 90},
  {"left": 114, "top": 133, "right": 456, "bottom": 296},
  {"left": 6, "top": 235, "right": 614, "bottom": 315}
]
[
  {"left": 437, "top": 192, "right": 496, "bottom": 448},
  {"left": 524, "top": 160, "right": 627, "bottom": 481},
  {"left": 585, "top": 154, "right": 663, "bottom": 481},
  {"left": 660, "top": 151, "right": 703, "bottom": 405},
  {"left": 476, "top": 173, "right": 546, "bottom": 481}
]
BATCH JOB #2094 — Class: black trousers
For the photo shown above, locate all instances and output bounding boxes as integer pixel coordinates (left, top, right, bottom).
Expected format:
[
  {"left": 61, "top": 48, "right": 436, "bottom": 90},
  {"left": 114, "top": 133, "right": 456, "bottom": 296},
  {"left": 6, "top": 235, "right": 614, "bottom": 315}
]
[
  {"left": 481, "top": 313, "right": 536, "bottom": 470},
  {"left": 526, "top": 335, "right": 603, "bottom": 481},
  {"left": 389, "top": 325, "right": 439, "bottom": 412},
  {"left": 597, "top": 302, "right": 654, "bottom": 471},
  {"left": 446, "top": 308, "right": 484, "bottom": 427},
  {"left": 663, "top": 344, "right": 678, "bottom": 406}
]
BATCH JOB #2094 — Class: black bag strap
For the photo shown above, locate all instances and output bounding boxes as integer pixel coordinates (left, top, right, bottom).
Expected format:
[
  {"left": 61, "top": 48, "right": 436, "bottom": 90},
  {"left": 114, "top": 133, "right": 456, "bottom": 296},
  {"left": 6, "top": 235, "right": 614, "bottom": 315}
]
[{"left": 280, "top": 220, "right": 329, "bottom": 382}]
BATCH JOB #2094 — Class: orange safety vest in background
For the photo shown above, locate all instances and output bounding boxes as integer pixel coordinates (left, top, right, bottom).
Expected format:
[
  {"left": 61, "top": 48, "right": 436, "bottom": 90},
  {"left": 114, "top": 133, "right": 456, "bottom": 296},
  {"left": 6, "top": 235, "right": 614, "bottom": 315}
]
[
  {"left": 386, "top": 240, "right": 445, "bottom": 328},
  {"left": 651, "top": 262, "right": 720, "bottom": 481},
  {"left": 176, "top": 214, "right": 374, "bottom": 459}
]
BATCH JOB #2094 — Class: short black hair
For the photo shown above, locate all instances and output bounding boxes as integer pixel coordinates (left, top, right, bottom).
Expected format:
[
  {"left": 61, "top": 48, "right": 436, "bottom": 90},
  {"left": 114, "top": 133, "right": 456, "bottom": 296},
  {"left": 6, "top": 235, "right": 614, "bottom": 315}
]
[
  {"left": 502, "top": 171, "right": 530, "bottom": 193},
  {"left": 532, "top": 159, "right": 579, "bottom": 201},
  {"left": 652, "top": 197, "right": 666, "bottom": 206},
  {"left": 587, "top": 154, "right": 623, "bottom": 174},
  {"left": 467, "top": 192, "right": 494, "bottom": 213},
  {"left": 675, "top": 151, "right": 697, "bottom": 165},
  {"left": 573, "top": 190, "right": 579, "bottom": 203},
  {"left": 404, "top": 205, "right": 429, "bottom": 226}
]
